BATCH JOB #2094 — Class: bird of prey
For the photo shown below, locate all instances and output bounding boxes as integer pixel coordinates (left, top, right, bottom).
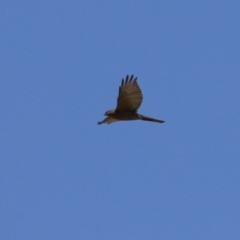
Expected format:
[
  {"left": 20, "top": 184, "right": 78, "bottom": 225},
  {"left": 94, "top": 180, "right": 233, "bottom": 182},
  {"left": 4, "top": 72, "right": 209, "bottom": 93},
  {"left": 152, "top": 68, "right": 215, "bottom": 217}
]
[{"left": 98, "top": 75, "right": 165, "bottom": 125}]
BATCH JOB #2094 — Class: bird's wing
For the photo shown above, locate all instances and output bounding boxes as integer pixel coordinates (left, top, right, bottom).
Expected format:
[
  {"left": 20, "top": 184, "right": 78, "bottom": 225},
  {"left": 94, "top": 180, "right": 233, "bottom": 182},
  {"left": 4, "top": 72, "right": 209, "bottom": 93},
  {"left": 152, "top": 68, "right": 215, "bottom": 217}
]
[{"left": 116, "top": 75, "right": 143, "bottom": 112}]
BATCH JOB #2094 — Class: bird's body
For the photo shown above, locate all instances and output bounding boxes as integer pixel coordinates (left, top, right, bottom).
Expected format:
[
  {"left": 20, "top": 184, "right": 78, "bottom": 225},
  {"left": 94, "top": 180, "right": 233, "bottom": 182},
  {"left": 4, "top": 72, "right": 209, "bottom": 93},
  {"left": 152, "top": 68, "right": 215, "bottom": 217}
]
[{"left": 98, "top": 75, "right": 165, "bottom": 125}]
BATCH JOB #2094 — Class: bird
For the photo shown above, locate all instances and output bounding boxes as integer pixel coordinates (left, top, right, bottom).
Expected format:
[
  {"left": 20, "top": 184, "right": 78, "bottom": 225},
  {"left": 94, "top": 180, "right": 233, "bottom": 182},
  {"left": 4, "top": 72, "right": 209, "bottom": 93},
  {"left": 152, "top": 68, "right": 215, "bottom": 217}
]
[{"left": 98, "top": 75, "right": 165, "bottom": 125}]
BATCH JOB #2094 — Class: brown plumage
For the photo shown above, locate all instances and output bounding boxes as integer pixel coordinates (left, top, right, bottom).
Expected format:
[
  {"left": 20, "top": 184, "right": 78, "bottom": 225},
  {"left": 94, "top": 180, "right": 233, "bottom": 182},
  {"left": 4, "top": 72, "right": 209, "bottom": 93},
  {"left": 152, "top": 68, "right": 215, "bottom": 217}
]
[{"left": 98, "top": 75, "right": 165, "bottom": 125}]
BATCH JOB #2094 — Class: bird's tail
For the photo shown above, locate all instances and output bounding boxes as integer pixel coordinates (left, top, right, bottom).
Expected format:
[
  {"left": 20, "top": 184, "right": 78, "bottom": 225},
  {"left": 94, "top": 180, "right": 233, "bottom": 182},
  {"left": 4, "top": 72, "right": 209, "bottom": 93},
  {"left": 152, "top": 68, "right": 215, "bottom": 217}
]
[{"left": 138, "top": 114, "right": 165, "bottom": 123}]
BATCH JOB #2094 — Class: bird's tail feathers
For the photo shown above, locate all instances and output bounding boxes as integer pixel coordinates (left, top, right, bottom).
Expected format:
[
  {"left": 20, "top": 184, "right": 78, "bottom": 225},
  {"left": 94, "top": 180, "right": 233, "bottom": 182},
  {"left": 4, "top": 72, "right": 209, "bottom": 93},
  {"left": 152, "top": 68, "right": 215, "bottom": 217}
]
[{"left": 138, "top": 114, "right": 165, "bottom": 123}]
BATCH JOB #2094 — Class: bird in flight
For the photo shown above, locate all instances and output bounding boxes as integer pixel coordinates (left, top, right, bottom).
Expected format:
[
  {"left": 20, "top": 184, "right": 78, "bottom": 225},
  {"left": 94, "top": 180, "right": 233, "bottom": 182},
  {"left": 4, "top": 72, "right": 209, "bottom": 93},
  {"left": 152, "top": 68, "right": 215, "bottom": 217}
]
[{"left": 98, "top": 75, "right": 165, "bottom": 125}]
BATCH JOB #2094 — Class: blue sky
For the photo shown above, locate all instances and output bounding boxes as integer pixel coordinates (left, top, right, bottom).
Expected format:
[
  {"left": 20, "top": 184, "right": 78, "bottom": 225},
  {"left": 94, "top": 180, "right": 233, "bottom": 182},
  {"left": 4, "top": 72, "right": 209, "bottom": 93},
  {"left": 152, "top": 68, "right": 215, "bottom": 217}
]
[{"left": 1, "top": 1, "right": 240, "bottom": 239}]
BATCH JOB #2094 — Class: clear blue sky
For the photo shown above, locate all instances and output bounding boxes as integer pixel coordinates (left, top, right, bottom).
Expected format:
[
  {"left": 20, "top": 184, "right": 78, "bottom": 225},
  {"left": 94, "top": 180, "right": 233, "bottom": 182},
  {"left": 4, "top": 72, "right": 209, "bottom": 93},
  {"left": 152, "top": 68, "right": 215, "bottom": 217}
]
[{"left": 1, "top": 1, "right": 240, "bottom": 239}]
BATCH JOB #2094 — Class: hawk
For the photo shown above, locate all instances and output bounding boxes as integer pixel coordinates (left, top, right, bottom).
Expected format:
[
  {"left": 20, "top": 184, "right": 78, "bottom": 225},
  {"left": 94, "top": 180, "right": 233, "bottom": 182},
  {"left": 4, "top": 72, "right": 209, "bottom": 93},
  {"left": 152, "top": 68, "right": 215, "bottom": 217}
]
[{"left": 98, "top": 75, "right": 165, "bottom": 125}]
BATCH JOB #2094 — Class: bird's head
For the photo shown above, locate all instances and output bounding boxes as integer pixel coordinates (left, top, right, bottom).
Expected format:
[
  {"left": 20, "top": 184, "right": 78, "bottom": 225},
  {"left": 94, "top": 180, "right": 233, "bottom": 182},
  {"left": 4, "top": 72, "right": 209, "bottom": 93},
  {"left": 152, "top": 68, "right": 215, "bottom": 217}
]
[{"left": 105, "top": 109, "right": 115, "bottom": 116}]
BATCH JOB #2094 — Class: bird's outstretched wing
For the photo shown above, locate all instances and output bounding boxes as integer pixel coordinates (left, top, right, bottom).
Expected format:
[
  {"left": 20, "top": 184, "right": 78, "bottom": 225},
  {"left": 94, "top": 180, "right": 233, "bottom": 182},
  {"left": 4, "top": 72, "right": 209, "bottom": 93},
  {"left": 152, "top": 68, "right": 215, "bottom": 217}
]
[{"left": 116, "top": 75, "right": 143, "bottom": 112}]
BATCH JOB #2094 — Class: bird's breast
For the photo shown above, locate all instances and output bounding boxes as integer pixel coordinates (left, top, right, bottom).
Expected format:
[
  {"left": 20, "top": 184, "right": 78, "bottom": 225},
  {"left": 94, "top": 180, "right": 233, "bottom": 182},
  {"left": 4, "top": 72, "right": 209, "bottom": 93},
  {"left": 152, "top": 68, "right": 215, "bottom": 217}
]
[{"left": 112, "top": 111, "right": 139, "bottom": 120}]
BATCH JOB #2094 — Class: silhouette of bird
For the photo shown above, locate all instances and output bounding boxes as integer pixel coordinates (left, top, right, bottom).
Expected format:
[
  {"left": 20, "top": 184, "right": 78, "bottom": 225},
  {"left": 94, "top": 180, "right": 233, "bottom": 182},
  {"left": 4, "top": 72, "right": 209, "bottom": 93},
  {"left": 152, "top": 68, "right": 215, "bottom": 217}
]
[{"left": 98, "top": 75, "right": 165, "bottom": 125}]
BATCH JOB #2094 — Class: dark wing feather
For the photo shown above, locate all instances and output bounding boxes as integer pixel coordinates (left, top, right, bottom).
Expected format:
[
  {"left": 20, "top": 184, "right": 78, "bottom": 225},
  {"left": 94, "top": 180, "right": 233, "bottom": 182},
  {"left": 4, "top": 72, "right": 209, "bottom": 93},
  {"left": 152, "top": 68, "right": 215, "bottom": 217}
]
[{"left": 116, "top": 75, "right": 143, "bottom": 112}]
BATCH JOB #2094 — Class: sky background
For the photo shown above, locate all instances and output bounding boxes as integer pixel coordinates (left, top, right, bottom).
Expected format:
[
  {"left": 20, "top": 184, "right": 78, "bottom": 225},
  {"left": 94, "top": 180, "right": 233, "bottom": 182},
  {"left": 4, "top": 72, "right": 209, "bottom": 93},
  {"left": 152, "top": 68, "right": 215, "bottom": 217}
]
[{"left": 1, "top": 1, "right": 240, "bottom": 239}]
